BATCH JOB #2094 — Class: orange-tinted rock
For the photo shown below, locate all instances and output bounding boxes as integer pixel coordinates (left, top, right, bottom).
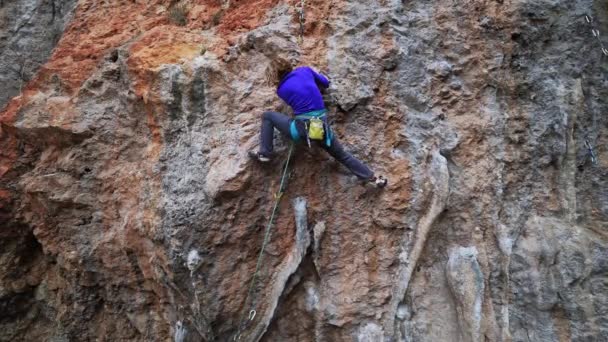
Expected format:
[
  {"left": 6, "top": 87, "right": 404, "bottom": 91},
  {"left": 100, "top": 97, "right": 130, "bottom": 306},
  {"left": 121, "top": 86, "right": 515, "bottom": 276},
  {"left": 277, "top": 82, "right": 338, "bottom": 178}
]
[{"left": 1, "top": 0, "right": 607, "bottom": 341}]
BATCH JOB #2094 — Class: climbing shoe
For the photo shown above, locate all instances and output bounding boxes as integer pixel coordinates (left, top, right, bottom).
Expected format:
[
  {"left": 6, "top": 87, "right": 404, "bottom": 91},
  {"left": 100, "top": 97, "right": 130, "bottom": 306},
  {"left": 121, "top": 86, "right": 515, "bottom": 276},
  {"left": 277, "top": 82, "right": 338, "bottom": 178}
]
[
  {"left": 370, "top": 176, "right": 388, "bottom": 188},
  {"left": 248, "top": 151, "right": 272, "bottom": 163}
]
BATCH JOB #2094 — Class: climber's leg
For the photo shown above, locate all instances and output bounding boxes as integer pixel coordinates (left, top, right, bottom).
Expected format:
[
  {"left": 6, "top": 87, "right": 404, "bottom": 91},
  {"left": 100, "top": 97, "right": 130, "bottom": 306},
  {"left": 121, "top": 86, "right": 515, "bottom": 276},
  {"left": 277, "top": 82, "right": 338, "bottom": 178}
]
[
  {"left": 251, "top": 111, "right": 293, "bottom": 162},
  {"left": 320, "top": 136, "right": 387, "bottom": 187},
  {"left": 320, "top": 136, "right": 374, "bottom": 180}
]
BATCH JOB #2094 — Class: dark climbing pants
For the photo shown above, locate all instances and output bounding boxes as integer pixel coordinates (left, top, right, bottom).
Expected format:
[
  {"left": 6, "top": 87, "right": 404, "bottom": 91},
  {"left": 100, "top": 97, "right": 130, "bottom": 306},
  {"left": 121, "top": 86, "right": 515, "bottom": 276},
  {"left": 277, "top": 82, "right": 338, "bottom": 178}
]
[{"left": 259, "top": 111, "right": 374, "bottom": 180}]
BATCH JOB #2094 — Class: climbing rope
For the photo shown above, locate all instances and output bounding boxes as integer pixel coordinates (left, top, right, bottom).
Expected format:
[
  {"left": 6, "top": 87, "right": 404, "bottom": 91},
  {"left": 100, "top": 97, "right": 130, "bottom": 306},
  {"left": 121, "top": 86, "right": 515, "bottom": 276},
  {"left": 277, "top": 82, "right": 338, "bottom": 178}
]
[
  {"left": 233, "top": 143, "right": 295, "bottom": 341},
  {"left": 298, "top": 0, "right": 306, "bottom": 43}
]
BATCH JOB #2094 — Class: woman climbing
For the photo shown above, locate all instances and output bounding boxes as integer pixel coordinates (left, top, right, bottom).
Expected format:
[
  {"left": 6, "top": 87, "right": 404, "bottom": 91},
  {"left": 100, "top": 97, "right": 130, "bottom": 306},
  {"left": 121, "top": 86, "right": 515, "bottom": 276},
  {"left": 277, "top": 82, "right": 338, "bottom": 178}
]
[{"left": 249, "top": 59, "right": 388, "bottom": 188}]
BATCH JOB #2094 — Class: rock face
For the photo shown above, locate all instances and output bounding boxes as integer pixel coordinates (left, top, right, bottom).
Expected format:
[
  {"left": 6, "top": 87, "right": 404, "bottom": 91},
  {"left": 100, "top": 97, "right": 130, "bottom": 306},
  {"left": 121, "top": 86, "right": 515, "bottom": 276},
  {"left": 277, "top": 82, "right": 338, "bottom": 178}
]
[
  {"left": 0, "top": 0, "right": 77, "bottom": 108},
  {"left": 0, "top": 0, "right": 607, "bottom": 341}
]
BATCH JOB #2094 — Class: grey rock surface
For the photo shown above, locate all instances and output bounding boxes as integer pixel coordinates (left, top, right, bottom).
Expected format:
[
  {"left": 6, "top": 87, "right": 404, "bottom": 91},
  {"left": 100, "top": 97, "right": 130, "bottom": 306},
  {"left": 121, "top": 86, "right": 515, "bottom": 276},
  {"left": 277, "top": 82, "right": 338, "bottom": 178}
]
[
  {"left": 0, "top": 0, "right": 606, "bottom": 341},
  {"left": 0, "top": 0, "right": 77, "bottom": 108},
  {"left": 447, "top": 247, "right": 485, "bottom": 342}
]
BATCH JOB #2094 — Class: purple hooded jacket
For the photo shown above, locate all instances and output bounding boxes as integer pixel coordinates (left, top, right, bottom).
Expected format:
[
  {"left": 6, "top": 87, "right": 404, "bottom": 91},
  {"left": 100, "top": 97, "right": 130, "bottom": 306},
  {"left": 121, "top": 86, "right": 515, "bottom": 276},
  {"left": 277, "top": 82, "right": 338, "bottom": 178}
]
[{"left": 276, "top": 66, "right": 330, "bottom": 115}]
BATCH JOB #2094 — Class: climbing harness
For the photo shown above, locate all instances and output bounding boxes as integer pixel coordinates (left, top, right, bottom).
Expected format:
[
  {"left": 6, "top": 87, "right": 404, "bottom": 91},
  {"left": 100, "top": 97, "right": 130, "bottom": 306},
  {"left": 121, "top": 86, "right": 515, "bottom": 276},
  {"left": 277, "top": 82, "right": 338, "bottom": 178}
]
[
  {"left": 298, "top": 0, "right": 306, "bottom": 43},
  {"left": 289, "top": 109, "right": 333, "bottom": 148},
  {"left": 233, "top": 143, "right": 295, "bottom": 341},
  {"left": 585, "top": 15, "right": 608, "bottom": 56}
]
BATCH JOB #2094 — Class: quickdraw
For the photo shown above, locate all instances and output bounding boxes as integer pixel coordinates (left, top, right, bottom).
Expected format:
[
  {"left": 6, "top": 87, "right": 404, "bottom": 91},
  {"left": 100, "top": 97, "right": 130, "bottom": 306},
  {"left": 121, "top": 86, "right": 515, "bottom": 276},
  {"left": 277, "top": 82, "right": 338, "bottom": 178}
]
[
  {"left": 585, "top": 139, "right": 598, "bottom": 165},
  {"left": 579, "top": 15, "right": 603, "bottom": 167},
  {"left": 585, "top": 15, "right": 608, "bottom": 56}
]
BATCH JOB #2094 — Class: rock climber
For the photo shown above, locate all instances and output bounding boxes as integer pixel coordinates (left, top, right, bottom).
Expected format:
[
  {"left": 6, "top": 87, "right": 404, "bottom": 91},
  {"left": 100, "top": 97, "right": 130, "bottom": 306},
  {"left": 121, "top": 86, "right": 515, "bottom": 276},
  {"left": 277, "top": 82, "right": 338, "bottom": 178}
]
[{"left": 249, "top": 59, "right": 388, "bottom": 188}]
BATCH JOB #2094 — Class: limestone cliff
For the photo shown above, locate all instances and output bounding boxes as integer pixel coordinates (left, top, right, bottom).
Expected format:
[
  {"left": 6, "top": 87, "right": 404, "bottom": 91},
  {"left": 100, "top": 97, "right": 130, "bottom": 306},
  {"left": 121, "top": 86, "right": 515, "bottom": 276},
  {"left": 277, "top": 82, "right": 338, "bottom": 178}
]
[{"left": 1, "top": 0, "right": 607, "bottom": 341}]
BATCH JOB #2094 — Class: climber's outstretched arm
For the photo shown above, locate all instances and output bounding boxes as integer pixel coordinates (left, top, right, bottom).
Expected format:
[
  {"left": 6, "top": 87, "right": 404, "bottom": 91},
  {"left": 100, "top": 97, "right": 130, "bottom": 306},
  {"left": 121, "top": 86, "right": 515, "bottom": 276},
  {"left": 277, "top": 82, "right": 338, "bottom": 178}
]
[{"left": 308, "top": 67, "right": 330, "bottom": 89}]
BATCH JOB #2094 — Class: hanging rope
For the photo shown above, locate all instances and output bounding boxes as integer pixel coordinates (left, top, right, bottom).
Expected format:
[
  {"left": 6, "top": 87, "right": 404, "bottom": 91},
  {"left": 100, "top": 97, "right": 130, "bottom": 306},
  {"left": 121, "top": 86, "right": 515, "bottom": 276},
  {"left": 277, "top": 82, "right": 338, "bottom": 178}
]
[
  {"left": 233, "top": 143, "right": 295, "bottom": 341},
  {"left": 298, "top": 0, "right": 306, "bottom": 43}
]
